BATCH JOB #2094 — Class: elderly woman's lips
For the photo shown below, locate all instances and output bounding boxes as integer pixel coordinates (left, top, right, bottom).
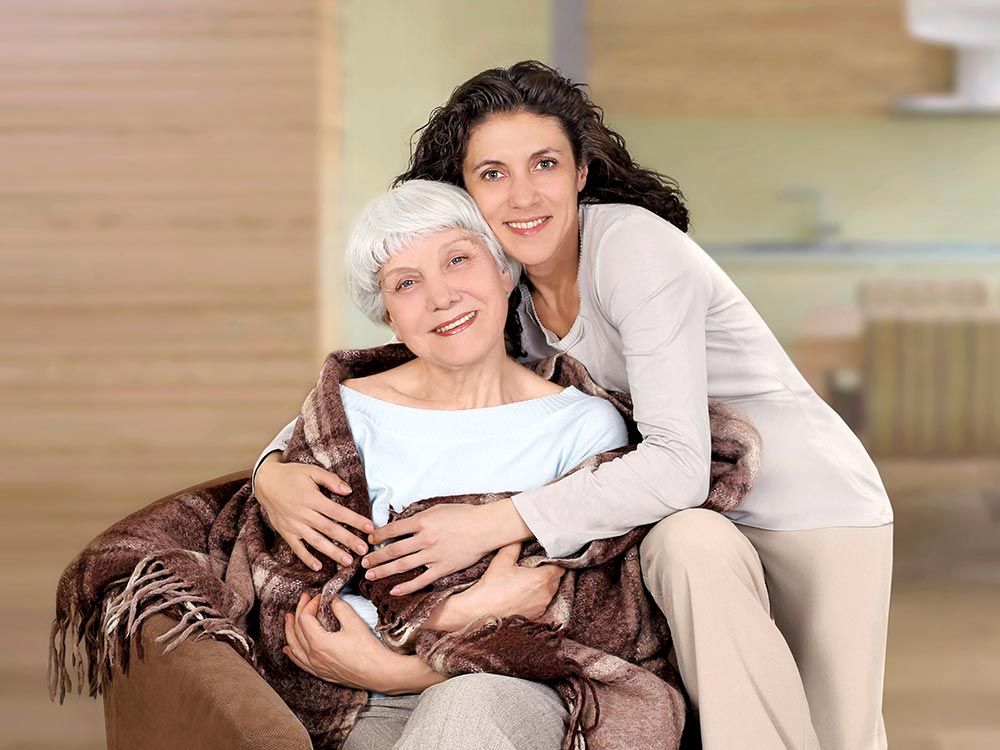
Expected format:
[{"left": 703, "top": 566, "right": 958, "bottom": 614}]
[{"left": 431, "top": 310, "right": 478, "bottom": 335}]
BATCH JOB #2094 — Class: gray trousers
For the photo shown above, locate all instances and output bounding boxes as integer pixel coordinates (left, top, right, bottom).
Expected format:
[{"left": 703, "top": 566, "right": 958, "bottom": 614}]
[{"left": 343, "top": 673, "right": 568, "bottom": 750}]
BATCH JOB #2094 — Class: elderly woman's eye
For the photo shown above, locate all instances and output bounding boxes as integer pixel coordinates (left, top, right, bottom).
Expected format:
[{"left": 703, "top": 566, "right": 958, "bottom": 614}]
[
  {"left": 449, "top": 255, "right": 468, "bottom": 266},
  {"left": 395, "top": 279, "right": 415, "bottom": 291}
]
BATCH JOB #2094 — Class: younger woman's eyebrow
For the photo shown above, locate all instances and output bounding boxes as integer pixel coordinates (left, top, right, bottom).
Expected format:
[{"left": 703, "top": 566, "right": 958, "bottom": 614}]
[{"left": 469, "top": 147, "right": 563, "bottom": 173}]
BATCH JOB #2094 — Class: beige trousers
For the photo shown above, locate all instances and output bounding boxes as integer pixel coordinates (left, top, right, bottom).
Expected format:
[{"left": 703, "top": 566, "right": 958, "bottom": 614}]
[
  {"left": 640, "top": 509, "right": 893, "bottom": 750},
  {"left": 342, "top": 673, "right": 567, "bottom": 750}
]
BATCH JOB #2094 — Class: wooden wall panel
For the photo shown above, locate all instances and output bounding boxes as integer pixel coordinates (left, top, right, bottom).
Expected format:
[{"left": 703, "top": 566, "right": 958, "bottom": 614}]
[
  {"left": 588, "top": 0, "right": 951, "bottom": 116},
  {"left": 0, "top": 2, "right": 325, "bottom": 747}
]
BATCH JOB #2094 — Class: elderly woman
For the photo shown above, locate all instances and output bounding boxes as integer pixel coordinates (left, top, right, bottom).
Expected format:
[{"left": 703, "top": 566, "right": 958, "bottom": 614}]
[{"left": 278, "top": 179, "right": 628, "bottom": 750}]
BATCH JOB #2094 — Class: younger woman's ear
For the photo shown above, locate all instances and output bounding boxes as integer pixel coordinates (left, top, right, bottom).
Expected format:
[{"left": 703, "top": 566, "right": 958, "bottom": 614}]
[{"left": 576, "top": 163, "right": 589, "bottom": 192}]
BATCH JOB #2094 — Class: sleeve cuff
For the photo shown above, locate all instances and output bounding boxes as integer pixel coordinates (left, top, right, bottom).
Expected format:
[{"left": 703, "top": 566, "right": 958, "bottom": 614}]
[{"left": 511, "top": 491, "right": 584, "bottom": 560}]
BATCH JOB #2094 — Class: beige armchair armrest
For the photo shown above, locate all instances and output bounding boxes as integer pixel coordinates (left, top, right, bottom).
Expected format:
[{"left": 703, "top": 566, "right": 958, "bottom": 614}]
[{"left": 104, "top": 613, "right": 312, "bottom": 750}]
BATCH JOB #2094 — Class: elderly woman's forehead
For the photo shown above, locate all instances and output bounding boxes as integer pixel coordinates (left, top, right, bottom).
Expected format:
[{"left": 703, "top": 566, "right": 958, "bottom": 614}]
[{"left": 381, "top": 230, "right": 482, "bottom": 270}]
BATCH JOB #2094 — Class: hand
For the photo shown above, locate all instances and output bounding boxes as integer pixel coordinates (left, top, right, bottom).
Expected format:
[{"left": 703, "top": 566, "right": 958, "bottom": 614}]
[
  {"left": 255, "top": 454, "right": 374, "bottom": 571},
  {"left": 464, "top": 543, "right": 564, "bottom": 621},
  {"left": 362, "top": 500, "right": 533, "bottom": 596},
  {"left": 424, "top": 543, "right": 564, "bottom": 630},
  {"left": 283, "top": 593, "right": 441, "bottom": 693}
]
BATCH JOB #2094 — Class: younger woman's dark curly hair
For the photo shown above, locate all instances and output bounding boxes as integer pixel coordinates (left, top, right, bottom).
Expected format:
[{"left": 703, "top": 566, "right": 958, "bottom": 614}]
[
  {"left": 392, "top": 60, "right": 691, "bottom": 358},
  {"left": 393, "top": 60, "right": 690, "bottom": 232}
]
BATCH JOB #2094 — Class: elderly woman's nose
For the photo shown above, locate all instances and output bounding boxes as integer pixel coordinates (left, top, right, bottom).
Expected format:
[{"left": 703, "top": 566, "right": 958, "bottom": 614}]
[{"left": 424, "top": 274, "right": 461, "bottom": 310}]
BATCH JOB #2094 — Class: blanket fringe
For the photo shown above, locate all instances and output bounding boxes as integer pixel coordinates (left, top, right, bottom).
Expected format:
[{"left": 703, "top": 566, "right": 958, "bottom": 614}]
[{"left": 48, "top": 554, "right": 252, "bottom": 704}]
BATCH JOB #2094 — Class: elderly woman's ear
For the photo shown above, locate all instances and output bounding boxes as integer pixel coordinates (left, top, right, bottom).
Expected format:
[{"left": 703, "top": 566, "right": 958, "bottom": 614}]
[
  {"left": 384, "top": 311, "right": 402, "bottom": 342},
  {"left": 501, "top": 264, "right": 516, "bottom": 295}
]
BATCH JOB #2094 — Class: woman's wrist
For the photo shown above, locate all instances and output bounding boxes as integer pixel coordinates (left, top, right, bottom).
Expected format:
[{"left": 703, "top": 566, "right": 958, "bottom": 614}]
[
  {"left": 423, "top": 588, "right": 479, "bottom": 632},
  {"left": 376, "top": 653, "right": 445, "bottom": 695},
  {"left": 482, "top": 499, "right": 533, "bottom": 548}
]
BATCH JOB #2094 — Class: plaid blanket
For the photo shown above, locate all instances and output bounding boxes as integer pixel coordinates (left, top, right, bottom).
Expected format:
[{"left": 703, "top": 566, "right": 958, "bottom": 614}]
[{"left": 50, "top": 344, "right": 760, "bottom": 749}]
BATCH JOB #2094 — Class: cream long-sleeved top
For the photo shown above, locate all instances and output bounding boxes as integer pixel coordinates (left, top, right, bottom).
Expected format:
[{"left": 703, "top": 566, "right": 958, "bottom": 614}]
[{"left": 254, "top": 203, "right": 893, "bottom": 558}]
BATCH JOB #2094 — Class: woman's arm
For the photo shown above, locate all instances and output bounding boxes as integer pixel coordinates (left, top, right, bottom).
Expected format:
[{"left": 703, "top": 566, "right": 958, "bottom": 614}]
[
  {"left": 284, "top": 593, "right": 444, "bottom": 694},
  {"left": 511, "top": 216, "right": 714, "bottom": 557},
  {"left": 364, "top": 213, "right": 714, "bottom": 586}
]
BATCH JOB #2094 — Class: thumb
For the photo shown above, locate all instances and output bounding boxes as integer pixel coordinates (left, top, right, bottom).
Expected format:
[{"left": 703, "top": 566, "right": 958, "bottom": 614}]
[
  {"left": 330, "top": 595, "right": 364, "bottom": 628},
  {"left": 307, "top": 466, "right": 351, "bottom": 495},
  {"left": 489, "top": 542, "right": 522, "bottom": 568}
]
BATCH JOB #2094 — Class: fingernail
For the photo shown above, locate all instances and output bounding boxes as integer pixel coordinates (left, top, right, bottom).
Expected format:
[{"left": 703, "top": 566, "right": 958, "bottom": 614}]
[
  {"left": 340, "top": 555, "right": 352, "bottom": 565},
  {"left": 311, "top": 562, "right": 321, "bottom": 571},
  {"left": 365, "top": 571, "right": 374, "bottom": 580},
  {"left": 365, "top": 524, "right": 375, "bottom": 534},
  {"left": 360, "top": 558, "right": 368, "bottom": 569},
  {"left": 340, "top": 483, "right": 351, "bottom": 493},
  {"left": 389, "top": 587, "right": 400, "bottom": 596}
]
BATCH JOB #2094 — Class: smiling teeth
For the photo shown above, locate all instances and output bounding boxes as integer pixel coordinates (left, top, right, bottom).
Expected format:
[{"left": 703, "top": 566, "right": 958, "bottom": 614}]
[
  {"left": 508, "top": 218, "right": 546, "bottom": 230},
  {"left": 434, "top": 311, "right": 476, "bottom": 333}
]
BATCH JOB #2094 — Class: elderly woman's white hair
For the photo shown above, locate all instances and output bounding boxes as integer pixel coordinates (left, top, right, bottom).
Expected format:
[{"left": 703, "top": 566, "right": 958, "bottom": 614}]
[{"left": 346, "top": 180, "right": 521, "bottom": 324}]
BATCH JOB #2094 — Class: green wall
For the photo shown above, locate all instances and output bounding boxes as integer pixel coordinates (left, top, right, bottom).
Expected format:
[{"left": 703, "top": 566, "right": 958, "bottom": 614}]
[
  {"left": 328, "top": 3, "right": 1000, "bottom": 350},
  {"left": 333, "top": 0, "right": 552, "bottom": 349}
]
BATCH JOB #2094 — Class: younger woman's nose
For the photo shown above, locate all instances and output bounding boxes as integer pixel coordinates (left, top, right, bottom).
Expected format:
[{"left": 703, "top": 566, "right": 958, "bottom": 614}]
[{"left": 508, "top": 174, "right": 540, "bottom": 209}]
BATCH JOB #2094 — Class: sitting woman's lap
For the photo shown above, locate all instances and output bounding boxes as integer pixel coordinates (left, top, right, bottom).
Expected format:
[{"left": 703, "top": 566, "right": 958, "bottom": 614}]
[{"left": 343, "top": 673, "right": 567, "bottom": 750}]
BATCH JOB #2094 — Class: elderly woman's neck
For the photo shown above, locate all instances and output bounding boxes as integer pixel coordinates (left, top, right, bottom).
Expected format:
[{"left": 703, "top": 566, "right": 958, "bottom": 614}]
[{"left": 396, "top": 351, "right": 544, "bottom": 410}]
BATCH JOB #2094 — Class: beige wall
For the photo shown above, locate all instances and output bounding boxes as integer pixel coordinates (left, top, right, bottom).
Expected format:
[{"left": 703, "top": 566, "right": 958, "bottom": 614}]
[{"left": 0, "top": 2, "right": 322, "bottom": 747}]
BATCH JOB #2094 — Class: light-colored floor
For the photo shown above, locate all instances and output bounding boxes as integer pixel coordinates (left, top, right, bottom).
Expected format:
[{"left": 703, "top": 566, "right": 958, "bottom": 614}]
[{"left": 2, "top": 458, "right": 999, "bottom": 749}]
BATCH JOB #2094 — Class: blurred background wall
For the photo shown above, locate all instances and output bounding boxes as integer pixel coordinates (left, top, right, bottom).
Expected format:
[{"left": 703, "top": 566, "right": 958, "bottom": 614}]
[{"left": 3, "top": 1, "right": 998, "bottom": 748}]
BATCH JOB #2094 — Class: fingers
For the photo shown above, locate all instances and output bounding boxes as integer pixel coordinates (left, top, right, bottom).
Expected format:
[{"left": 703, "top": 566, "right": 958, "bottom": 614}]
[
  {"left": 292, "top": 592, "right": 312, "bottom": 650},
  {"left": 388, "top": 567, "right": 441, "bottom": 597},
  {"left": 368, "top": 516, "right": 419, "bottom": 545},
  {"left": 364, "top": 550, "right": 432, "bottom": 583},
  {"left": 307, "top": 467, "right": 353, "bottom": 496},
  {"left": 312, "top": 498, "right": 375, "bottom": 537},
  {"left": 301, "top": 529, "right": 354, "bottom": 567},
  {"left": 310, "top": 511, "right": 369, "bottom": 557},
  {"left": 361, "top": 536, "right": 423, "bottom": 570},
  {"left": 288, "top": 537, "right": 323, "bottom": 572},
  {"left": 284, "top": 601, "right": 312, "bottom": 670}
]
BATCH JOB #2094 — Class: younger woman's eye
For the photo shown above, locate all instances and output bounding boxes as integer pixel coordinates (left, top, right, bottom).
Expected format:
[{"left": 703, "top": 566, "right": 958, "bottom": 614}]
[
  {"left": 537, "top": 158, "right": 557, "bottom": 170},
  {"left": 482, "top": 169, "right": 503, "bottom": 181}
]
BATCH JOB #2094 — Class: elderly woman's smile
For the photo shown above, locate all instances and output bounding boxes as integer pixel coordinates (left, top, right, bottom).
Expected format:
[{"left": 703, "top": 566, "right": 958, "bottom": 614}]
[{"left": 431, "top": 310, "right": 478, "bottom": 335}]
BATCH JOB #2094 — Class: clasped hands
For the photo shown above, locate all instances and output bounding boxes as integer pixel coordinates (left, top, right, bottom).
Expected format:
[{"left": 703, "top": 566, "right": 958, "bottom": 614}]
[{"left": 284, "top": 542, "right": 563, "bottom": 690}]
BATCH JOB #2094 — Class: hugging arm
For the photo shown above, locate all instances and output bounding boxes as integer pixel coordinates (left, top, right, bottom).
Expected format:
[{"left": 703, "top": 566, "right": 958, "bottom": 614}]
[{"left": 284, "top": 544, "right": 563, "bottom": 693}]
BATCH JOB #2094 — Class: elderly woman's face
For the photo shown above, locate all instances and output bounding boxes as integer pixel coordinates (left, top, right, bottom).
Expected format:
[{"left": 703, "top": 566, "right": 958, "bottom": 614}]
[{"left": 379, "top": 228, "right": 514, "bottom": 368}]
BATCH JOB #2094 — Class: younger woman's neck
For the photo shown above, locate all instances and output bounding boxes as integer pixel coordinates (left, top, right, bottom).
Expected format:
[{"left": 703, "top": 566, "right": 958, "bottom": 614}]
[{"left": 523, "top": 213, "right": 581, "bottom": 310}]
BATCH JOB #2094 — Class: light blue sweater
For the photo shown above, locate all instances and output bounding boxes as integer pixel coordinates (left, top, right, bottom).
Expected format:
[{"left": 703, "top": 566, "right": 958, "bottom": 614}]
[{"left": 334, "top": 383, "right": 629, "bottom": 638}]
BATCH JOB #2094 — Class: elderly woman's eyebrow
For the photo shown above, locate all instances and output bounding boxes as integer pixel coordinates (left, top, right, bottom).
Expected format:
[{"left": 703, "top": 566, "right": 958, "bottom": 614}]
[{"left": 440, "top": 236, "right": 478, "bottom": 251}]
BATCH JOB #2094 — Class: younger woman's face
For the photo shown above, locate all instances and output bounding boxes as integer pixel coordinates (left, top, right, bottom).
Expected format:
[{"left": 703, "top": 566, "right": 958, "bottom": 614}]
[{"left": 461, "top": 111, "right": 587, "bottom": 273}]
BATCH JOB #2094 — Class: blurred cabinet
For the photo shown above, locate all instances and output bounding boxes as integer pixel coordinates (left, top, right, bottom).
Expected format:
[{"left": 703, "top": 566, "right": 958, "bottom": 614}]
[{"left": 588, "top": 0, "right": 950, "bottom": 116}]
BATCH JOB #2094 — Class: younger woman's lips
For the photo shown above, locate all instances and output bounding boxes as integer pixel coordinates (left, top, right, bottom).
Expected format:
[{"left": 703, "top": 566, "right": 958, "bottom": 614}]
[{"left": 505, "top": 216, "right": 550, "bottom": 236}]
